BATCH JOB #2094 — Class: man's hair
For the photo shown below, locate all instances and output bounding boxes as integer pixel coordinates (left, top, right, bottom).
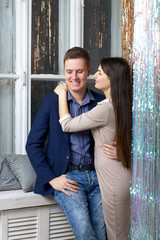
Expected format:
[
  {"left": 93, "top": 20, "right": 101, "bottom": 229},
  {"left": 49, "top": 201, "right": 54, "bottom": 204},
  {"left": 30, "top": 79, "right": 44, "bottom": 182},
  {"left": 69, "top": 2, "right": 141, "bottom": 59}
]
[{"left": 64, "top": 47, "right": 90, "bottom": 67}]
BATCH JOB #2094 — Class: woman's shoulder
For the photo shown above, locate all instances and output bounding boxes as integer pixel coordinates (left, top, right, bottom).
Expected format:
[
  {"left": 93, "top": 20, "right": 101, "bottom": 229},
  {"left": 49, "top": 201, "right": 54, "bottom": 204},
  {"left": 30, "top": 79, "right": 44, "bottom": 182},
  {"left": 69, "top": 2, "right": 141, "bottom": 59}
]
[
  {"left": 97, "top": 99, "right": 114, "bottom": 116},
  {"left": 98, "top": 98, "right": 113, "bottom": 106}
]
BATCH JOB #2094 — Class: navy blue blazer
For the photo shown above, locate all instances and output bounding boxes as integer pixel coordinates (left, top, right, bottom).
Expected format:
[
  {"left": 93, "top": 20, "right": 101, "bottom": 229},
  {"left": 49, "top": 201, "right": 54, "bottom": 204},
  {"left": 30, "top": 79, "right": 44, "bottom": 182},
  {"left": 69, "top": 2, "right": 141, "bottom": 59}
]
[{"left": 26, "top": 91, "right": 105, "bottom": 195}]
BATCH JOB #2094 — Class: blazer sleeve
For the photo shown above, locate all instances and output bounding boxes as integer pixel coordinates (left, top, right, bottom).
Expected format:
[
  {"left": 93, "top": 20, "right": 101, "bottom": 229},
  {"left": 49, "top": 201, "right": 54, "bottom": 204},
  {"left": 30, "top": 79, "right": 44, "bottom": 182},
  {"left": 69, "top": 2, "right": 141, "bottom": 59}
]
[
  {"left": 26, "top": 94, "right": 56, "bottom": 185},
  {"left": 59, "top": 101, "right": 111, "bottom": 132}
]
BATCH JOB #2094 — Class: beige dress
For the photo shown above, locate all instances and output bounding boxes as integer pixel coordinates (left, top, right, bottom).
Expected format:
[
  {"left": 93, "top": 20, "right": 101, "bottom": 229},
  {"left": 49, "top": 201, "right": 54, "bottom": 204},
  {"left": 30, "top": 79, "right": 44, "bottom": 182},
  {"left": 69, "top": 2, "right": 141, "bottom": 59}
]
[{"left": 60, "top": 99, "right": 131, "bottom": 240}]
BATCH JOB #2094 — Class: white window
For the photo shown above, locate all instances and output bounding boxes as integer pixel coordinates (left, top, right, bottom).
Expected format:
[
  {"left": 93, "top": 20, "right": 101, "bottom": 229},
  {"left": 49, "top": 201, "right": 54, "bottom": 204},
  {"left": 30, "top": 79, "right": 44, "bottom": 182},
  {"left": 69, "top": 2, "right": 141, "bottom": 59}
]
[{"left": 0, "top": 0, "right": 122, "bottom": 154}]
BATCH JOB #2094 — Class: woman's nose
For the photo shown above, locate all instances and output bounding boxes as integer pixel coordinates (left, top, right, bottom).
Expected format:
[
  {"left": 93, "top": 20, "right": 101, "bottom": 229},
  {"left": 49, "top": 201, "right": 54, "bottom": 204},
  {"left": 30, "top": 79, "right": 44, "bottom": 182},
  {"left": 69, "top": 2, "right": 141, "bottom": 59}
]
[{"left": 94, "top": 72, "right": 97, "bottom": 78}]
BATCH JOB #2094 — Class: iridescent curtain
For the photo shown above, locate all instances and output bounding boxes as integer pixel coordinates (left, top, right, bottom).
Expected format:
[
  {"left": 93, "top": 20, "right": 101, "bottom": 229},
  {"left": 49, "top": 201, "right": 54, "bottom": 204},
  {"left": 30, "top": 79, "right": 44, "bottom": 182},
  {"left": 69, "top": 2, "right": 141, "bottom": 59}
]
[{"left": 130, "top": 0, "right": 160, "bottom": 239}]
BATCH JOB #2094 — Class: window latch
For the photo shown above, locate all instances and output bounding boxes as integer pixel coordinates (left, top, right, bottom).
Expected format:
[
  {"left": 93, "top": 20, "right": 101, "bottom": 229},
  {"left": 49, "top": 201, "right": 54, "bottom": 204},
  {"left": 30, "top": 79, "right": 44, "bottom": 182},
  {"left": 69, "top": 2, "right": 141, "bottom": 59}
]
[{"left": 21, "top": 71, "right": 26, "bottom": 86}]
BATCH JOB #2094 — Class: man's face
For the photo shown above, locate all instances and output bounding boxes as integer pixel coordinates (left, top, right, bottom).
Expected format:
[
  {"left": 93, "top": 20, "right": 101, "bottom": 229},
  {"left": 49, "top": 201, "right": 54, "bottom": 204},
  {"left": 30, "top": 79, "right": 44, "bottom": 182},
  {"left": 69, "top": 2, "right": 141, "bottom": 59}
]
[{"left": 64, "top": 58, "right": 91, "bottom": 95}]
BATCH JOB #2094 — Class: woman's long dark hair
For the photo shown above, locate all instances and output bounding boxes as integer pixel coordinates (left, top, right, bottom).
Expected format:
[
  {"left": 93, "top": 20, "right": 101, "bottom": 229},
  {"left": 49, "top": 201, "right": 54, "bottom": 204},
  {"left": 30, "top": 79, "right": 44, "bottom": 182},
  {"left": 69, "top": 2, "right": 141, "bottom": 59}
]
[{"left": 101, "top": 57, "right": 132, "bottom": 168}]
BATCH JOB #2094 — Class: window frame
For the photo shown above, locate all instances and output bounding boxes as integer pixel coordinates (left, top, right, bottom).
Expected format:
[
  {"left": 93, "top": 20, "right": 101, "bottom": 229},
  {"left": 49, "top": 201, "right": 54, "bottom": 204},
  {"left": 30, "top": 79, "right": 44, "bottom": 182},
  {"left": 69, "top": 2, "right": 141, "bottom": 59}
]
[{"left": 13, "top": 0, "right": 29, "bottom": 154}]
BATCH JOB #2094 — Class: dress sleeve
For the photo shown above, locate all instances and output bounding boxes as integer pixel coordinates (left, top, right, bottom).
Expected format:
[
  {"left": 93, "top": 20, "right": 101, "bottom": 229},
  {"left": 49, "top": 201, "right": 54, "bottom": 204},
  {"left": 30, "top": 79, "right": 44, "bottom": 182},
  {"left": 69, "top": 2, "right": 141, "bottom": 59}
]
[{"left": 59, "top": 103, "right": 110, "bottom": 132}]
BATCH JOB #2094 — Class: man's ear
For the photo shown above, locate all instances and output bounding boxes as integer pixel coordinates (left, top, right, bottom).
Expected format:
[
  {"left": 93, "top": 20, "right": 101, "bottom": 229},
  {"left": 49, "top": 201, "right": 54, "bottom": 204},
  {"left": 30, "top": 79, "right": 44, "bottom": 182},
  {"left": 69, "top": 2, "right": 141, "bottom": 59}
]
[{"left": 88, "top": 66, "right": 91, "bottom": 76}]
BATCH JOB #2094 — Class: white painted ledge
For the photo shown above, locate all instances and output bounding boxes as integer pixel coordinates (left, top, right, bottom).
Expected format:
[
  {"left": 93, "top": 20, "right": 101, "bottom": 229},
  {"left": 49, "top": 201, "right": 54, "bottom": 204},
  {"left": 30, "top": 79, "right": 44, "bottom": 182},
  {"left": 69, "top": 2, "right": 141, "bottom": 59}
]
[{"left": 0, "top": 190, "right": 56, "bottom": 211}]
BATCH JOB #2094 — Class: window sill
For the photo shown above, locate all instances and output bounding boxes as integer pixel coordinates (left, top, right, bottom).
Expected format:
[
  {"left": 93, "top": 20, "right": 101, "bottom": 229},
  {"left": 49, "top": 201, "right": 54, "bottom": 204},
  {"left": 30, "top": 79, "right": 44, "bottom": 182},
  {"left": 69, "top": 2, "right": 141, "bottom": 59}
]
[{"left": 0, "top": 190, "right": 55, "bottom": 211}]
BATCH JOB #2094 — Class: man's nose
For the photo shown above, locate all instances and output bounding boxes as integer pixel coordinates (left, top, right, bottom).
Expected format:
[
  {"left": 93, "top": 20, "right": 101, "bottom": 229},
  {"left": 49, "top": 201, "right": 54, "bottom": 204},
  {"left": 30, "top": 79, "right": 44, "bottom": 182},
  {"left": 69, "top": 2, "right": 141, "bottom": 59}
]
[{"left": 72, "top": 72, "right": 78, "bottom": 79}]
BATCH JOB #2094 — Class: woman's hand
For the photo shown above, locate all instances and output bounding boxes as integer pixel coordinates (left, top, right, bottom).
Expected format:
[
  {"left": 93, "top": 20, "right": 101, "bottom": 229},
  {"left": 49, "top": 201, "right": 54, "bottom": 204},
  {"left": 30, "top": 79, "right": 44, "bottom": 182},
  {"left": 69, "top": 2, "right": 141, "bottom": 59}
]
[{"left": 54, "top": 83, "right": 68, "bottom": 96}]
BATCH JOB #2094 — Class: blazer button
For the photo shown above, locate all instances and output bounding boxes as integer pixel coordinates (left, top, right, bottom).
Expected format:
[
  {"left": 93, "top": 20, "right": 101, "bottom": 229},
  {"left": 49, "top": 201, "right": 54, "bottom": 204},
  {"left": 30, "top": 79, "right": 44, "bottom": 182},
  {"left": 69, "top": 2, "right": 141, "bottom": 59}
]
[{"left": 66, "top": 156, "right": 70, "bottom": 159}]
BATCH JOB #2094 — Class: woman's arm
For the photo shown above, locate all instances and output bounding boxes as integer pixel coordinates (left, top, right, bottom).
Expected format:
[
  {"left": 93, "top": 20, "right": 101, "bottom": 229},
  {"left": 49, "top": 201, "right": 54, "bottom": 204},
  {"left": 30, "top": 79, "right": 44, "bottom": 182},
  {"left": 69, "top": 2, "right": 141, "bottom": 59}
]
[
  {"left": 54, "top": 84, "right": 117, "bottom": 159},
  {"left": 59, "top": 104, "right": 109, "bottom": 132},
  {"left": 54, "top": 83, "right": 69, "bottom": 118},
  {"left": 54, "top": 84, "right": 110, "bottom": 132}
]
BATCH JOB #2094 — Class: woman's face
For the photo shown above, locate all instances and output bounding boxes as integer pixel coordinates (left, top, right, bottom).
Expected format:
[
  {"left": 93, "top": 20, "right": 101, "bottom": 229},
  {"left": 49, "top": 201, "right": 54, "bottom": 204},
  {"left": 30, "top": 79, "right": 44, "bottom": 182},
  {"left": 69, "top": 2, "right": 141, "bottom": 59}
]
[{"left": 94, "top": 65, "right": 110, "bottom": 93}]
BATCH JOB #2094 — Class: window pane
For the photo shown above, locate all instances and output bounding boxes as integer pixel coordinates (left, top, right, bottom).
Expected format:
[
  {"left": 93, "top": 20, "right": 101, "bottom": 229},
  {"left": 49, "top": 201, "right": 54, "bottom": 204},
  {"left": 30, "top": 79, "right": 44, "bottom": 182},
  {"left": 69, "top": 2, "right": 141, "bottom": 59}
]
[
  {"left": 31, "top": 0, "right": 70, "bottom": 124},
  {"left": 31, "top": 80, "right": 61, "bottom": 124},
  {"left": 84, "top": 0, "right": 111, "bottom": 74},
  {"left": 0, "top": 79, "right": 15, "bottom": 154},
  {"left": 31, "top": 0, "right": 70, "bottom": 74},
  {"left": 0, "top": 0, "right": 16, "bottom": 74},
  {"left": 0, "top": 0, "right": 16, "bottom": 154},
  {"left": 32, "top": 0, "right": 59, "bottom": 74}
]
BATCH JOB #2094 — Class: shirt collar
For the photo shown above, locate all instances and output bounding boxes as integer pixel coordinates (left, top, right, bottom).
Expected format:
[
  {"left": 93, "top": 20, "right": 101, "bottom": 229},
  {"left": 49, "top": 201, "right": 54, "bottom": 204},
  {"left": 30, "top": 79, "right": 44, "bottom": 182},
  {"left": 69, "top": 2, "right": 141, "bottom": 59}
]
[{"left": 67, "top": 89, "right": 95, "bottom": 106}]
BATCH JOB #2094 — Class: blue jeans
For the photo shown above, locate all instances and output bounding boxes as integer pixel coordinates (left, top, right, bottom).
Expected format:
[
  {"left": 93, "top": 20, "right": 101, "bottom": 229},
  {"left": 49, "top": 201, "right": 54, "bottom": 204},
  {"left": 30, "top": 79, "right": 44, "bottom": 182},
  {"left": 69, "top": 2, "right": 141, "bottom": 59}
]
[{"left": 53, "top": 170, "right": 106, "bottom": 240}]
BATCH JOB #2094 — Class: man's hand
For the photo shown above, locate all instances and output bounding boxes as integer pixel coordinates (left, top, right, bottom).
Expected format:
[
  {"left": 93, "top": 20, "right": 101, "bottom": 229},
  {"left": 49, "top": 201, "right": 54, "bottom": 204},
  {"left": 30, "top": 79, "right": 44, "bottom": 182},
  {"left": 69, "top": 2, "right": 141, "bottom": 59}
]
[
  {"left": 49, "top": 174, "right": 79, "bottom": 197},
  {"left": 103, "top": 141, "right": 117, "bottom": 159}
]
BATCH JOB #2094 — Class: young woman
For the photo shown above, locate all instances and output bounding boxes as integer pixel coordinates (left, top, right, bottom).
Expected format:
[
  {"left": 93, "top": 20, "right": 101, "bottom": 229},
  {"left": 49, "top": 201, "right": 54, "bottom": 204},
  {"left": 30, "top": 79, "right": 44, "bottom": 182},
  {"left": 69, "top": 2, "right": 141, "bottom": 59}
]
[{"left": 55, "top": 57, "right": 132, "bottom": 240}]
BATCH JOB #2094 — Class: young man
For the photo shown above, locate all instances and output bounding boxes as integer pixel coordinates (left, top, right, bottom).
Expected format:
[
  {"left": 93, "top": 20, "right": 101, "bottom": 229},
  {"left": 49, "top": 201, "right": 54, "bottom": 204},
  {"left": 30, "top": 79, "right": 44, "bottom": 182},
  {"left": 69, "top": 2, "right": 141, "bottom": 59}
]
[{"left": 26, "top": 47, "right": 115, "bottom": 239}]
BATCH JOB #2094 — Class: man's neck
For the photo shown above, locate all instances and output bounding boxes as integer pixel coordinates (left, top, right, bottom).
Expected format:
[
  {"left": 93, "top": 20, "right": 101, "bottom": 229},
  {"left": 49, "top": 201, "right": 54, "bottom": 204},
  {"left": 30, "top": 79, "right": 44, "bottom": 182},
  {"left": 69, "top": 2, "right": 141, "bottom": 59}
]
[{"left": 69, "top": 88, "right": 87, "bottom": 105}]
